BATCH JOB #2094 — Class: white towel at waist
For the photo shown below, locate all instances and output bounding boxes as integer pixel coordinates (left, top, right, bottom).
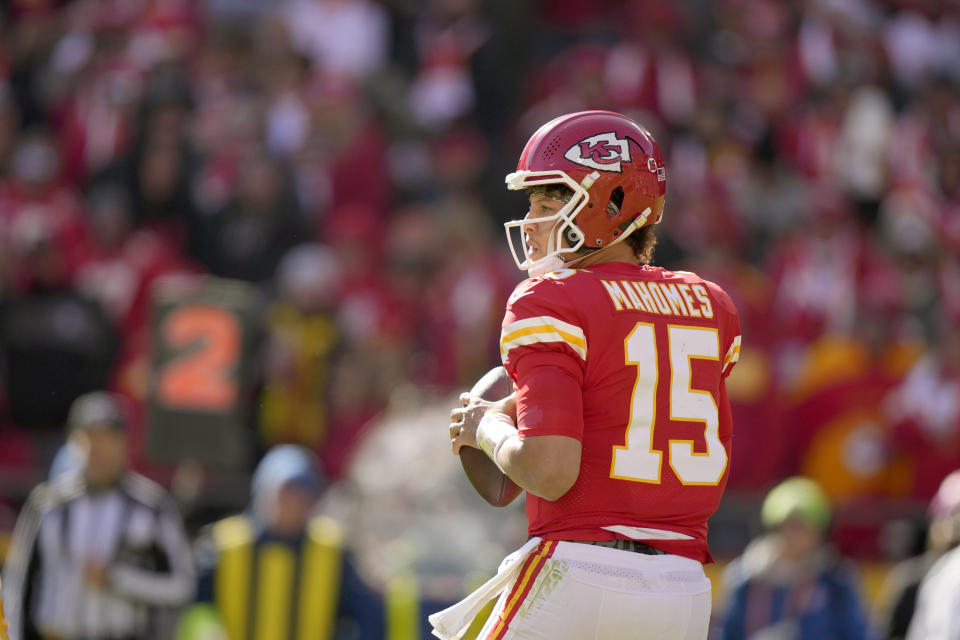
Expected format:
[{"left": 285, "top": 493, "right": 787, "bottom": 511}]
[
  {"left": 428, "top": 537, "right": 542, "bottom": 640},
  {"left": 601, "top": 525, "right": 694, "bottom": 540}
]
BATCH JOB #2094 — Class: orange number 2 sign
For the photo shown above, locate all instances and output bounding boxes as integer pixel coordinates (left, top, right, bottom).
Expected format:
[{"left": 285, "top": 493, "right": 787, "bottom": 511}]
[{"left": 156, "top": 305, "right": 241, "bottom": 412}]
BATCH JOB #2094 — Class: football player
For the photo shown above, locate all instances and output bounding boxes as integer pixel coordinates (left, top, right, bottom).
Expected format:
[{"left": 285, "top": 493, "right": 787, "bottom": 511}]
[{"left": 433, "top": 111, "right": 741, "bottom": 640}]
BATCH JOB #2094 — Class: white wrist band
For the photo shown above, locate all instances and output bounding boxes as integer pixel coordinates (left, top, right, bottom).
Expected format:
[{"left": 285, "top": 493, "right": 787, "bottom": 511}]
[{"left": 476, "top": 411, "right": 518, "bottom": 473}]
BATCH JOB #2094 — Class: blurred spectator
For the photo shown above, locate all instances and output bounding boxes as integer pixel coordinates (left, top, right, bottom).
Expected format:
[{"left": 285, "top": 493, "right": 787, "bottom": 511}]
[
  {"left": 0, "top": 266, "right": 117, "bottom": 429},
  {"left": 836, "top": 84, "right": 894, "bottom": 212},
  {"left": 905, "top": 469, "right": 960, "bottom": 639},
  {"left": 1, "top": 391, "right": 195, "bottom": 640},
  {"left": 282, "top": 0, "right": 389, "bottom": 79},
  {"left": 90, "top": 67, "right": 198, "bottom": 251},
  {"left": 719, "top": 477, "right": 874, "bottom": 640},
  {"left": 785, "top": 301, "right": 922, "bottom": 506},
  {"left": 307, "top": 206, "right": 424, "bottom": 478},
  {"left": 407, "top": 0, "right": 489, "bottom": 130},
  {"left": 409, "top": 127, "right": 514, "bottom": 388},
  {"left": 878, "top": 470, "right": 960, "bottom": 639},
  {"left": 607, "top": 3, "right": 696, "bottom": 126},
  {"left": 307, "top": 78, "right": 391, "bottom": 218},
  {"left": 0, "top": 129, "right": 87, "bottom": 295},
  {"left": 885, "top": 312, "right": 960, "bottom": 500},
  {"left": 2, "top": 0, "right": 60, "bottom": 130},
  {"left": 195, "top": 155, "right": 306, "bottom": 284},
  {"left": 764, "top": 196, "right": 862, "bottom": 344},
  {"left": 884, "top": 4, "right": 960, "bottom": 93},
  {"left": 72, "top": 181, "right": 197, "bottom": 339},
  {"left": 206, "top": 0, "right": 273, "bottom": 23},
  {"left": 0, "top": 90, "right": 20, "bottom": 178},
  {"left": 186, "top": 445, "right": 383, "bottom": 640},
  {"left": 259, "top": 244, "right": 342, "bottom": 450},
  {"left": 260, "top": 47, "right": 311, "bottom": 159},
  {"left": 45, "top": 2, "right": 145, "bottom": 186},
  {"left": 423, "top": 200, "right": 512, "bottom": 389}
]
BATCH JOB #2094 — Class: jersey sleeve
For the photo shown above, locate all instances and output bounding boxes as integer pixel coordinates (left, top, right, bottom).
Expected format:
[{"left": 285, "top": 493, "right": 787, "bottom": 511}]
[
  {"left": 500, "top": 276, "right": 587, "bottom": 440},
  {"left": 500, "top": 277, "right": 587, "bottom": 385}
]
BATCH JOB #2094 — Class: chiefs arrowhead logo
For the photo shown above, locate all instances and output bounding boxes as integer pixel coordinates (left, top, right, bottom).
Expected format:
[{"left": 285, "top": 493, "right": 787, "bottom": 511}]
[{"left": 564, "top": 132, "right": 631, "bottom": 172}]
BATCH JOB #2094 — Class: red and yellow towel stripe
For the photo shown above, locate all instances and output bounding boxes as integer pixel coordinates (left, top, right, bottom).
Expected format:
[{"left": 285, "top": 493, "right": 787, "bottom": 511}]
[
  {"left": 500, "top": 317, "right": 587, "bottom": 363},
  {"left": 485, "top": 540, "right": 557, "bottom": 640}
]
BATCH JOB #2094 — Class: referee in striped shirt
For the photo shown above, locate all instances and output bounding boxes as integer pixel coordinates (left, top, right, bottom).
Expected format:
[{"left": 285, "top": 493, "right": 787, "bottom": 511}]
[{"left": 1, "top": 391, "right": 196, "bottom": 640}]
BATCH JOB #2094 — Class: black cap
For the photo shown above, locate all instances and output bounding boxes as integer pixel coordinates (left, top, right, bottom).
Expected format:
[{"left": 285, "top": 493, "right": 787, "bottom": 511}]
[{"left": 67, "top": 391, "right": 127, "bottom": 433}]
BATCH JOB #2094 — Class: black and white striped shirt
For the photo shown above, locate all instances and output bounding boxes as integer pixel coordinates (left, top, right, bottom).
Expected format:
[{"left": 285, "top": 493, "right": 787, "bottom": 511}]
[{"left": 1, "top": 472, "right": 195, "bottom": 640}]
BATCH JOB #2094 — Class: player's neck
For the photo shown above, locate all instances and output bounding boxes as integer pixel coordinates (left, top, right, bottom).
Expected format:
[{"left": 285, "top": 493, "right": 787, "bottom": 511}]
[{"left": 572, "top": 242, "right": 638, "bottom": 269}]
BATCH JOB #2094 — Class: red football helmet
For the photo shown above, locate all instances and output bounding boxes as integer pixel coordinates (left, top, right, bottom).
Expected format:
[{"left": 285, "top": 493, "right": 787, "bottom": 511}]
[{"left": 504, "top": 110, "right": 666, "bottom": 276}]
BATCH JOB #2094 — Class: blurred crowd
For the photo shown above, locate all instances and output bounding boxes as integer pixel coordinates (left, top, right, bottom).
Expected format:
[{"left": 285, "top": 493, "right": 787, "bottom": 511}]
[{"left": 1, "top": 0, "right": 960, "bottom": 637}]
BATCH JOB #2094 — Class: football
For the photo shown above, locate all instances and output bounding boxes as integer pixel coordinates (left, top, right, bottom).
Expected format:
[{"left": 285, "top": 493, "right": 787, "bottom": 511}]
[{"left": 459, "top": 367, "right": 523, "bottom": 507}]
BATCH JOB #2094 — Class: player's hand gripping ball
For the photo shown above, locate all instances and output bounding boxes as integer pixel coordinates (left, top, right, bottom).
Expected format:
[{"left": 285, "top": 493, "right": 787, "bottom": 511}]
[{"left": 452, "top": 367, "right": 522, "bottom": 506}]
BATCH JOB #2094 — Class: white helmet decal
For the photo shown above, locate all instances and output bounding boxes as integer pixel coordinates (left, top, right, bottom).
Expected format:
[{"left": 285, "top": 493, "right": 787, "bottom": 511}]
[{"left": 563, "top": 131, "right": 631, "bottom": 173}]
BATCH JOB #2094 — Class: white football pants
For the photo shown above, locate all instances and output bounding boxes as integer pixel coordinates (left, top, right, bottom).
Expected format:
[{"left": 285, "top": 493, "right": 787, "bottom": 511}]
[{"left": 475, "top": 540, "right": 711, "bottom": 640}]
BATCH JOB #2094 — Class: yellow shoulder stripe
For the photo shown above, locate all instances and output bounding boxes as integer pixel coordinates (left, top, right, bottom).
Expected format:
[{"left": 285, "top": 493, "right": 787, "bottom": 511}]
[{"left": 500, "top": 316, "right": 587, "bottom": 362}]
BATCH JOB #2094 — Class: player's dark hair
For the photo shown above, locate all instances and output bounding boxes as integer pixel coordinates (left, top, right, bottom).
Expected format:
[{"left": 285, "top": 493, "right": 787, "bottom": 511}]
[
  {"left": 526, "top": 185, "right": 658, "bottom": 265},
  {"left": 627, "top": 225, "right": 657, "bottom": 265}
]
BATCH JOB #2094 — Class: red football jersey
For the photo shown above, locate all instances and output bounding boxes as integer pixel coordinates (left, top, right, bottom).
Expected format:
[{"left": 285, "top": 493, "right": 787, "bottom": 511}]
[{"left": 500, "top": 262, "right": 741, "bottom": 563}]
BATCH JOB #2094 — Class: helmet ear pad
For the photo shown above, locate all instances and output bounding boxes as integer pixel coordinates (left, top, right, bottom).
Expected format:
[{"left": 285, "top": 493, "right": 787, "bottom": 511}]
[{"left": 563, "top": 225, "right": 582, "bottom": 247}]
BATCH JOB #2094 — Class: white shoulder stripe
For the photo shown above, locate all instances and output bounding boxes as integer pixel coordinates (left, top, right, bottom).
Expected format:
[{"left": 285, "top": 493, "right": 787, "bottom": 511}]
[{"left": 500, "top": 316, "right": 587, "bottom": 362}]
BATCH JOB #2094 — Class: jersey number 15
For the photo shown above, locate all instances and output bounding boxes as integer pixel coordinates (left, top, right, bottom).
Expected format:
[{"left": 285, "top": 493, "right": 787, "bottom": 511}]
[{"left": 611, "top": 323, "right": 727, "bottom": 486}]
